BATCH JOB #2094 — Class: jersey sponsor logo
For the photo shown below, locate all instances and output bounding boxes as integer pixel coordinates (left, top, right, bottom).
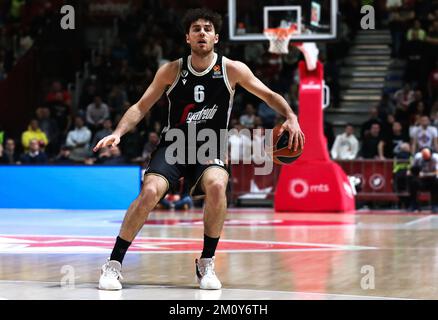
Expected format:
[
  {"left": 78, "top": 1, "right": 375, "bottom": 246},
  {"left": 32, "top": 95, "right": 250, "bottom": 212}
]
[
  {"left": 182, "top": 79, "right": 187, "bottom": 85},
  {"left": 181, "top": 70, "right": 188, "bottom": 78},
  {"left": 179, "top": 103, "right": 196, "bottom": 125},
  {"left": 186, "top": 104, "right": 219, "bottom": 124},
  {"left": 212, "top": 64, "right": 223, "bottom": 78}
]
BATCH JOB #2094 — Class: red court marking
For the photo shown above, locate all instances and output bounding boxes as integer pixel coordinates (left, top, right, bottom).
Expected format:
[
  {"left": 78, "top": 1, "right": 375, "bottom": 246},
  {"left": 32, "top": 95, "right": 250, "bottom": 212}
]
[
  {"left": 138, "top": 219, "right": 354, "bottom": 226},
  {"left": 0, "top": 235, "right": 370, "bottom": 254}
]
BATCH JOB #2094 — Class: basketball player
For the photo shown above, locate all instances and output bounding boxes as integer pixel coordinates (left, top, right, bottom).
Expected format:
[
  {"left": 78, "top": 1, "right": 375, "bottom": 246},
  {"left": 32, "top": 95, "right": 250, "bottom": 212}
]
[{"left": 95, "top": 8, "right": 305, "bottom": 290}]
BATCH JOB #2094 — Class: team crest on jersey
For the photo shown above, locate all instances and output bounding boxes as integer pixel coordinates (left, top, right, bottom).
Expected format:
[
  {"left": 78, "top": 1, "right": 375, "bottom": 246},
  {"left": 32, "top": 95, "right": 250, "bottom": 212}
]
[
  {"left": 212, "top": 65, "right": 223, "bottom": 78},
  {"left": 181, "top": 70, "right": 188, "bottom": 78}
]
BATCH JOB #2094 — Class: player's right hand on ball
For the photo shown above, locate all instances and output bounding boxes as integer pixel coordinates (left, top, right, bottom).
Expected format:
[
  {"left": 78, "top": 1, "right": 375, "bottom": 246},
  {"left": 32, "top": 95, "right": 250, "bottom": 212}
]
[{"left": 93, "top": 134, "right": 121, "bottom": 152}]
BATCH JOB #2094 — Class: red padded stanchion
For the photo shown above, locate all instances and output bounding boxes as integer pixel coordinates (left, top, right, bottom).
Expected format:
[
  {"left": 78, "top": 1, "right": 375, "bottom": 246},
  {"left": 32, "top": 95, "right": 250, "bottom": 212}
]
[{"left": 274, "top": 61, "right": 356, "bottom": 212}]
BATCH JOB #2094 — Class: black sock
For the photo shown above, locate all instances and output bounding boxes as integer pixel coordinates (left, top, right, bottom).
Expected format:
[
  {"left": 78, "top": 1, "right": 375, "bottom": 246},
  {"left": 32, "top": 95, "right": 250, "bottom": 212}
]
[
  {"left": 201, "top": 234, "right": 220, "bottom": 258},
  {"left": 110, "top": 236, "right": 132, "bottom": 264}
]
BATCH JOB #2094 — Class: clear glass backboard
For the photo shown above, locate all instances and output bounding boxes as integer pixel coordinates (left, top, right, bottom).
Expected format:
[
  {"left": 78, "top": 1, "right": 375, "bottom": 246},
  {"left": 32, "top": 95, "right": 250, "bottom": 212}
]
[{"left": 228, "top": 0, "right": 338, "bottom": 42}]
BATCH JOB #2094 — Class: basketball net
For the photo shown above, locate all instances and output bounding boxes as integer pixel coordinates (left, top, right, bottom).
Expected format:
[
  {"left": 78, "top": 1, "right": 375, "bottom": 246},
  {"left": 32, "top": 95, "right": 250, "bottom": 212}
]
[{"left": 263, "top": 24, "right": 319, "bottom": 71}]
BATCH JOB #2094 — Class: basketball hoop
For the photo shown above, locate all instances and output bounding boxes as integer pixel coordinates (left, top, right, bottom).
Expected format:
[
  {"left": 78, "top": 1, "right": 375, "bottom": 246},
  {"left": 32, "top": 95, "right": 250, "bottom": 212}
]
[
  {"left": 264, "top": 24, "right": 319, "bottom": 71},
  {"left": 263, "top": 24, "right": 297, "bottom": 55}
]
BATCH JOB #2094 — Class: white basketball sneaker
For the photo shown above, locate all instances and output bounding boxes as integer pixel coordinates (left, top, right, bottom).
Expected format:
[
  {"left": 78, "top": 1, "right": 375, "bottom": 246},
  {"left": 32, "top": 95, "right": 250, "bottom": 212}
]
[
  {"left": 98, "top": 259, "right": 123, "bottom": 290},
  {"left": 195, "top": 257, "right": 222, "bottom": 290}
]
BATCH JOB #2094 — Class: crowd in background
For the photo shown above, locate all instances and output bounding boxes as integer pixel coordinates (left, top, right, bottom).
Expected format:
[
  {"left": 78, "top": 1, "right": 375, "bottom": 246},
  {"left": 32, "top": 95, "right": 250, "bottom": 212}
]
[
  {"left": 330, "top": 0, "right": 438, "bottom": 163},
  {"left": 0, "top": 0, "right": 437, "bottom": 171}
]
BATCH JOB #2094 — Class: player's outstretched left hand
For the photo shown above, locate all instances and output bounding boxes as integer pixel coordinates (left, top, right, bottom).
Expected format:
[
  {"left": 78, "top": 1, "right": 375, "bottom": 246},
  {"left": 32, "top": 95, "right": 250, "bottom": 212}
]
[{"left": 93, "top": 134, "right": 121, "bottom": 152}]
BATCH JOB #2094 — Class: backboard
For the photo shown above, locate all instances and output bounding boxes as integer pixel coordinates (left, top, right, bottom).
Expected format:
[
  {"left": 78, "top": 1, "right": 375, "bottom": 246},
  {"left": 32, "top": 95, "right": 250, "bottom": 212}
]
[{"left": 228, "top": 0, "right": 338, "bottom": 42}]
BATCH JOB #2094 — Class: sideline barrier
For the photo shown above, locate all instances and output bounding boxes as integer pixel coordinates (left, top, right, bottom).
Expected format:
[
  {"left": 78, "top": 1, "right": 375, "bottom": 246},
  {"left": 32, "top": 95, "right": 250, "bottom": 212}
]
[
  {"left": 0, "top": 165, "right": 141, "bottom": 210},
  {"left": 229, "top": 160, "right": 430, "bottom": 205}
]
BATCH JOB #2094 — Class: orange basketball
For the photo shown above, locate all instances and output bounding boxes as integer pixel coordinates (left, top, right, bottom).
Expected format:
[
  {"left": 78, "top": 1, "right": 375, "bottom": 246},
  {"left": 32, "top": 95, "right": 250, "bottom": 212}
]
[{"left": 268, "top": 125, "right": 304, "bottom": 165}]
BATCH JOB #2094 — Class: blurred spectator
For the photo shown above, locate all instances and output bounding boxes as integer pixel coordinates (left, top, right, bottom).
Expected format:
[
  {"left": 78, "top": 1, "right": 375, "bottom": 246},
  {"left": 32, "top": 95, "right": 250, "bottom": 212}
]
[
  {"left": 393, "top": 84, "right": 415, "bottom": 110},
  {"left": 331, "top": 124, "right": 359, "bottom": 160},
  {"left": 257, "top": 101, "right": 277, "bottom": 128},
  {"left": 377, "top": 93, "right": 396, "bottom": 120},
  {"left": 239, "top": 103, "right": 257, "bottom": 129},
  {"left": 19, "top": 139, "right": 48, "bottom": 164},
  {"left": 91, "top": 119, "right": 113, "bottom": 152},
  {"left": 79, "top": 79, "right": 100, "bottom": 110},
  {"left": 387, "top": 0, "right": 403, "bottom": 57},
  {"left": 393, "top": 142, "right": 412, "bottom": 209},
  {"left": 360, "top": 106, "right": 383, "bottom": 139},
  {"left": 21, "top": 119, "right": 48, "bottom": 152},
  {"left": 381, "top": 114, "right": 397, "bottom": 141},
  {"left": 53, "top": 145, "right": 75, "bottom": 165},
  {"left": 138, "top": 131, "right": 160, "bottom": 166},
  {"left": 382, "top": 121, "right": 410, "bottom": 158},
  {"left": 107, "top": 85, "right": 128, "bottom": 118},
  {"left": 158, "top": 178, "right": 193, "bottom": 210},
  {"left": 411, "top": 115, "right": 438, "bottom": 152},
  {"left": 406, "top": 20, "right": 426, "bottom": 41},
  {"left": 1, "top": 138, "right": 19, "bottom": 164},
  {"left": 120, "top": 126, "right": 144, "bottom": 163},
  {"left": 388, "top": 0, "right": 415, "bottom": 58},
  {"left": 407, "top": 90, "right": 424, "bottom": 114},
  {"left": 66, "top": 116, "right": 92, "bottom": 162},
  {"left": 46, "top": 82, "right": 73, "bottom": 137},
  {"left": 94, "top": 146, "right": 126, "bottom": 165},
  {"left": 405, "top": 20, "right": 428, "bottom": 85},
  {"left": 86, "top": 96, "right": 110, "bottom": 132},
  {"left": 408, "top": 148, "right": 438, "bottom": 212},
  {"left": 45, "top": 81, "right": 72, "bottom": 107},
  {"left": 360, "top": 123, "right": 385, "bottom": 159},
  {"left": 35, "top": 106, "right": 59, "bottom": 156}
]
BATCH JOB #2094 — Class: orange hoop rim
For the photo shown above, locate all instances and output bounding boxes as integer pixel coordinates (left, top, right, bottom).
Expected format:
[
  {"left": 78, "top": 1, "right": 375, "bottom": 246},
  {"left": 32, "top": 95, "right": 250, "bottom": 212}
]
[{"left": 263, "top": 25, "right": 298, "bottom": 40}]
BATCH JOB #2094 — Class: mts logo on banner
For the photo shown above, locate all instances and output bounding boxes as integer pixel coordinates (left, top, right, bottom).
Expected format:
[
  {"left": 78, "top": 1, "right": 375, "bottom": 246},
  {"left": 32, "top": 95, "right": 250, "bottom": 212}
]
[{"left": 289, "top": 179, "right": 330, "bottom": 199}]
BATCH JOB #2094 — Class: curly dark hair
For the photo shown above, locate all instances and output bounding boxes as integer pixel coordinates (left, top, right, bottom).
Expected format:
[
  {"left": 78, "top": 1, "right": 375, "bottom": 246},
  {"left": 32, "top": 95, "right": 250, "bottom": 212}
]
[{"left": 182, "top": 8, "right": 223, "bottom": 34}]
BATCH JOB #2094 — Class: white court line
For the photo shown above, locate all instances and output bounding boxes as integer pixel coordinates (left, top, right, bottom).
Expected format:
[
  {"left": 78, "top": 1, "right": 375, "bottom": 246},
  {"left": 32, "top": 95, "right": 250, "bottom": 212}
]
[
  {"left": 404, "top": 215, "right": 434, "bottom": 226},
  {"left": 229, "top": 288, "right": 412, "bottom": 300},
  {"left": 0, "top": 280, "right": 411, "bottom": 300}
]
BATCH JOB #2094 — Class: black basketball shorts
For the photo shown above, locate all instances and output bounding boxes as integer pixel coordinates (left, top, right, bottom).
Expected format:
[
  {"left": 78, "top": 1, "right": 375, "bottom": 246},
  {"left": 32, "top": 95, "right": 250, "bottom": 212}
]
[{"left": 144, "top": 146, "right": 229, "bottom": 199}]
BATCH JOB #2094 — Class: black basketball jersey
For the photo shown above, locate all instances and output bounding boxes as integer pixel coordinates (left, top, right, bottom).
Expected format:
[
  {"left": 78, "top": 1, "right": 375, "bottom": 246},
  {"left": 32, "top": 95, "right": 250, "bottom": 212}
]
[{"left": 160, "top": 53, "right": 235, "bottom": 153}]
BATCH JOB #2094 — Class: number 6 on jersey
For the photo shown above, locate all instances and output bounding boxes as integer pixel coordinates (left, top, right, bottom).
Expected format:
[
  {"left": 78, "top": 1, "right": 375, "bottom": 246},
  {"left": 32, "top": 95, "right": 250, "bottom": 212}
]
[{"left": 194, "top": 85, "right": 205, "bottom": 103}]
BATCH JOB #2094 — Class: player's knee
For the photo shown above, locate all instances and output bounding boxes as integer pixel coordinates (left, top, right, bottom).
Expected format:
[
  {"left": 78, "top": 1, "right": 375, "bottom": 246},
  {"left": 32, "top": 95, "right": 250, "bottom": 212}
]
[
  {"left": 138, "top": 185, "right": 161, "bottom": 207},
  {"left": 205, "top": 180, "right": 227, "bottom": 199}
]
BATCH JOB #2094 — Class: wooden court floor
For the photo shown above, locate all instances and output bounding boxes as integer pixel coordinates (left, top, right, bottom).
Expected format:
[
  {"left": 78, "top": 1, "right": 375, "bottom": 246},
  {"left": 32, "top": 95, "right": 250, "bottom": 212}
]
[{"left": 0, "top": 208, "right": 437, "bottom": 300}]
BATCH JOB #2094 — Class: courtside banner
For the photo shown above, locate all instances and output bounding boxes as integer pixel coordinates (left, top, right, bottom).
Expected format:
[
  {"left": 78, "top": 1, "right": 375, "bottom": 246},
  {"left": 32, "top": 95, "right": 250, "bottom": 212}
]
[{"left": 0, "top": 165, "right": 141, "bottom": 210}]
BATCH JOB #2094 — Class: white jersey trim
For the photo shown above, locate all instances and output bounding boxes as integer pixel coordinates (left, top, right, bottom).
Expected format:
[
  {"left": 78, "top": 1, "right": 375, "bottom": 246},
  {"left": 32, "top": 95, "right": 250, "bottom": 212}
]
[
  {"left": 166, "top": 58, "right": 183, "bottom": 95},
  {"left": 188, "top": 53, "right": 218, "bottom": 77},
  {"left": 222, "top": 57, "right": 235, "bottom": 95}
]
